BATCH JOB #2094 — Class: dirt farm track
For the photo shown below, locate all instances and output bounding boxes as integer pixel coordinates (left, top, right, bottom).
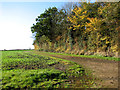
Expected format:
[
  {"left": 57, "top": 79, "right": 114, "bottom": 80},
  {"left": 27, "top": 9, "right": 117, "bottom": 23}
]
[{"left": 49, "top": 54, "right": 119, "bottom": 88}]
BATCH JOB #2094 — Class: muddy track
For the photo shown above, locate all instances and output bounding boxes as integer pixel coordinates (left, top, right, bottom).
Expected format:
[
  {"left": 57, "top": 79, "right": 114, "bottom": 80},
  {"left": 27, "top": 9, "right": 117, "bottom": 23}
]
[
  {"left": 49, "top": 54, "right": 119, "bottom": 88},
  {"left": 27, "top": 51, "right": 119, "bottom": 88}
]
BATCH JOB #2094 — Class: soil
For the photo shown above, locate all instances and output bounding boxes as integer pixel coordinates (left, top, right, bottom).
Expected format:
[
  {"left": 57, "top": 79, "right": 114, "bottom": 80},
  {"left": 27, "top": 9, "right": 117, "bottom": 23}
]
[{"left": 48, "top": 54, "right": 119, "bottom": 88}]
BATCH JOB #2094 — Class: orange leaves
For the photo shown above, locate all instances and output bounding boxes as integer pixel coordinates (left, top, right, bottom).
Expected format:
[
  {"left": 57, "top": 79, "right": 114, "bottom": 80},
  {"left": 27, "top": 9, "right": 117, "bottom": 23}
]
[
  {"left": 116, "top": 26, "right": 120, "bottom": 31},
  {"left": 56, "top": 36, "right": 61, "bottom": 41}
]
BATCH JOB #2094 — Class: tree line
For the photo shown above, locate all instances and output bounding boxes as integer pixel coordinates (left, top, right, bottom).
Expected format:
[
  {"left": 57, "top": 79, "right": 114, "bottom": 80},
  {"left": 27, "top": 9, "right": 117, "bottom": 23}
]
[{"left": 31, "top": 2, "right": 119, "bottom": 57}]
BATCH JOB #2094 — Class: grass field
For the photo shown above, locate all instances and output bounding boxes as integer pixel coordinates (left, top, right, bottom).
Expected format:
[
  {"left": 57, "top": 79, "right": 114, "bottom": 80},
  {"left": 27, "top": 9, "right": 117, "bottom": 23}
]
[
  {"left": 37, "top": 51, "right": 119, "bottom": 61},
  {"left": 1, "top": 50, "right": 96, "bottom": 89}
]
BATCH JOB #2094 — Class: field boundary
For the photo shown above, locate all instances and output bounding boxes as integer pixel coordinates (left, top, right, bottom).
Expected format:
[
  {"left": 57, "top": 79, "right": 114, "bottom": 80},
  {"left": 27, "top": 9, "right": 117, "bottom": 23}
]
[{"left": 35, "top": 51, "right": 119, "bottom": 61}]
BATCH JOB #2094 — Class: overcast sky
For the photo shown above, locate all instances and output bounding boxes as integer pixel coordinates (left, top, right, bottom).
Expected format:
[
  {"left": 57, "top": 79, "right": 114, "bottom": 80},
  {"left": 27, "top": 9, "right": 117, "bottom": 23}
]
[{"left": 0, "top": 2, "right": 67, "bottom": 50}]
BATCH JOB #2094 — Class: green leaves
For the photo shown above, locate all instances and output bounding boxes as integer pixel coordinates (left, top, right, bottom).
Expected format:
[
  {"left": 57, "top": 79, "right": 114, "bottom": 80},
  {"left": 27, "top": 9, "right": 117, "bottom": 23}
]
[{"left": 31, "top": 7, "right": 59, "bottom": 41}]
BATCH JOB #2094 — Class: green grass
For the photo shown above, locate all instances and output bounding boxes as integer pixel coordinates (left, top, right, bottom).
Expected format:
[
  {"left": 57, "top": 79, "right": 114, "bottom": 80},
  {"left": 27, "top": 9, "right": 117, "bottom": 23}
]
[
  {"left": 2, "top": 50, "right": 95, "bottom": 89},
  {"left": 37, "top": 51, "right": 119, "bottom": 61},
  {"left": 2, "top": 69, "right": 66, "bottom": 88}
]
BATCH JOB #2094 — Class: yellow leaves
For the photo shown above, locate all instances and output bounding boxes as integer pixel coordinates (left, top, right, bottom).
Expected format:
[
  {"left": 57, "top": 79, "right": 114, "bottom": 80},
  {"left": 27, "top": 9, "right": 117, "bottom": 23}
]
[
  {"left": 100, "top": 36, "right": 109, "bottom": 41},
  {"left": 74, "top": 11, "right": 79, "bottom": 17},
  {"left": 77, "top": 7, "right": 82, "bottom": 13},
  {"left": 100, "top": 37, "right": 106, "bottom": 41},
  {"left": 85, "top": 22, "right": 93, "bottom": 32},
  {"left": 83, "top": 11, "right": 87, "bottom": 14},
  {"left": 74, "top": 7, "right": 78, "bottom": 11},
  {"left": 98, "top": 3, "right": 111, "bottom": 15},
  {"left": 98, "top": 7, "right": 103, "bottom": 14},
  {"left": 73, "top": 24, "right": 80, "bottom": 28},
  {"left": 55, "top": 47, "right": 61, "bottom": 52},
  {"left": 87, "top": 17, "right": 92, "bottom": 21},
  {"left": 87, "top": 18, "right": 98, "bottom": 24},
  {"left": 68, "top": 16, "right": 73, "bottom": 22},
  {"left": 65, "top": 46, "right": 71, "bottom": 53},
  {"left": 72, "top": 24, "right": 80, "bottom": 30},
  {"left": 67, "top": 7, "right": 87, "bottom": 31},
  {"left": 73, "top": 7, "right": 82, "bottom": 14},
  {"left": 68, "top": 16, "right": 77, "bottom": 25},
  {"left": 111, "top": 44, "right": 118, "bottom": 52},
  {"left": 106, "top": 41, "right": 110, "bottom": 44},
  {"left": 100, "top": 36, "right": 110, "bottom": 44},
  {"left": 73, "top": 28, "right": 76, "bottom": 30},
  {"left": 85, "top": 17, "right": 103, "bottom": 33},
  {"left": 79, "top": 15, "right": 86, "bottom": 20},
  {"left": 69, "top": 26, "right": 73, "bottom": 30},
  {"left": 86, "top": 22, "right": 92, "bottom": 27},
  {"left": 67, "top": 16, "right": 70, "bottom": 20}
]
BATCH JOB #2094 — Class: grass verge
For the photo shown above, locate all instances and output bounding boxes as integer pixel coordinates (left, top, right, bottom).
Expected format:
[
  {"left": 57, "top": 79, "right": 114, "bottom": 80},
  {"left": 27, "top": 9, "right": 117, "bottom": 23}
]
[{"left": 35, "top": 51, "right": 119, "bottom": 61}]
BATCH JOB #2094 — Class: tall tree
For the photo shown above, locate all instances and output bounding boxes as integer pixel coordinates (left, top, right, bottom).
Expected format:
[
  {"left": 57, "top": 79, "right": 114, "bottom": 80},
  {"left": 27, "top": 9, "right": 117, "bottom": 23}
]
[{"left": 31, "top": 7, "right": 59, "bottom": 42}]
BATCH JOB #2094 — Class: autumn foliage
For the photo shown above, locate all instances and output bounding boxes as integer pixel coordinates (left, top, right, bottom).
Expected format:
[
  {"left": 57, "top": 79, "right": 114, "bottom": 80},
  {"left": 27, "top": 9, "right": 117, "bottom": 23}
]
[{"left": 31, "top": 2, "right": 119, "bottom": 57}]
